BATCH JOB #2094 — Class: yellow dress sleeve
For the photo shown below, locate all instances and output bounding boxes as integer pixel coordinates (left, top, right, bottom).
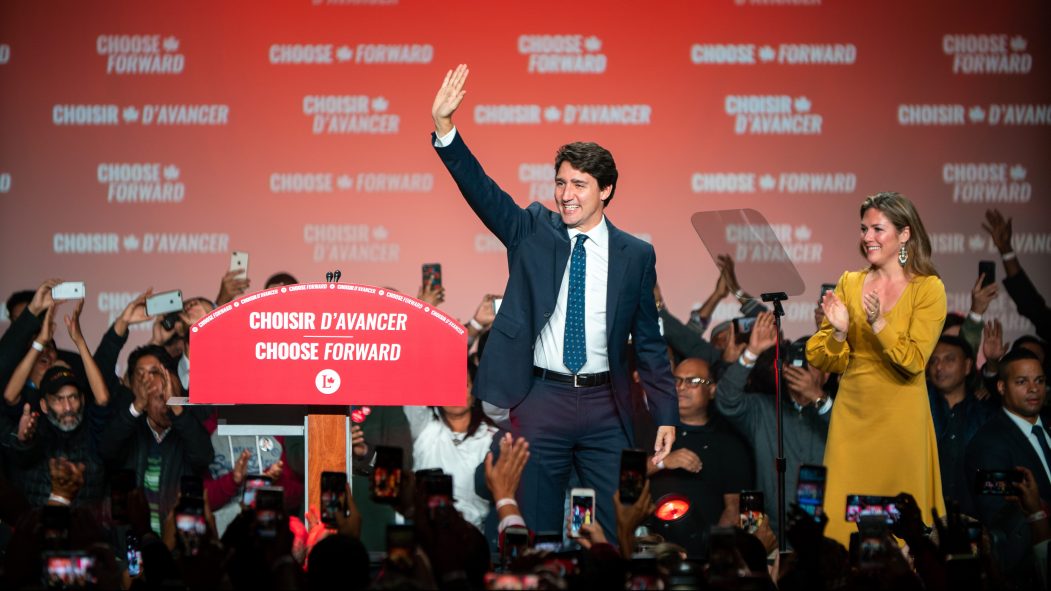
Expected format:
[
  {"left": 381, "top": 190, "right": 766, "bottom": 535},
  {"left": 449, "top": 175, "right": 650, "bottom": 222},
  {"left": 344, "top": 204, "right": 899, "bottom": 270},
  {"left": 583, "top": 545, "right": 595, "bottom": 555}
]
[
  {"left": 806, "top": 272, "right": 852, "bottom": 374},
  {"left": 873, "top": 275, "right": 947, "bottom": 377}
]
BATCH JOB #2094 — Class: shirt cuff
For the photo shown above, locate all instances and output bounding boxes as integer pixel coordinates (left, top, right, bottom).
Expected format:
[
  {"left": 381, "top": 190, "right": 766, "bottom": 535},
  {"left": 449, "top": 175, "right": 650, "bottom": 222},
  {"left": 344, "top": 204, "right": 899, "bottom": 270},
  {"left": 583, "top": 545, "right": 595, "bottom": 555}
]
[
  {"left": 498, "top": 514, "right": 526, "bottom": 534},
  {"left": 433, "top": 127, "right": 457, "bottom": 148},
  {"left": 128, "top": 402, "right": 142, "bottom": 418},
  {"left": 816, "top": 397, "right": 833, "bottom": 415}
]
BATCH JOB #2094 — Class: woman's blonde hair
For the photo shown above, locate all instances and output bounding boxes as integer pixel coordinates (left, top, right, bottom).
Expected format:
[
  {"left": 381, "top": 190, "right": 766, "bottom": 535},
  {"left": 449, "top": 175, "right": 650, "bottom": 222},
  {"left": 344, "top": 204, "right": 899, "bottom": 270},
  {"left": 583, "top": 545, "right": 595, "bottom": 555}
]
[{"left": 858, "top": 192, "right": 938, "bottom": 278}]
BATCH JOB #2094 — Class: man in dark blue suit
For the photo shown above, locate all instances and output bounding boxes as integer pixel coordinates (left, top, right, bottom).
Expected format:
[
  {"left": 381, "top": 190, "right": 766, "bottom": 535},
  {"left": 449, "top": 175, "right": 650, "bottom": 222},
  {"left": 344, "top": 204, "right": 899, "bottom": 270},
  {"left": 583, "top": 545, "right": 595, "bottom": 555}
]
[
  {"left": 964, "top": 348, "right": 1049, "bottom": 588},
  {"left": 430, "top": 65, "right": 677, "bottom": 540}
]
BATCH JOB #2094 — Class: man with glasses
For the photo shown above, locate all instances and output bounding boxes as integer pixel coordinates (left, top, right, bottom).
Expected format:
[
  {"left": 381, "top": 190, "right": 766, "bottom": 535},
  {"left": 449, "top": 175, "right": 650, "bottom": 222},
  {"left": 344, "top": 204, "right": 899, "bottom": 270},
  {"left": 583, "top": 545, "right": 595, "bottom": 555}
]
[{"left": 648, "top": 357, "right": 753, "bottom": 549}]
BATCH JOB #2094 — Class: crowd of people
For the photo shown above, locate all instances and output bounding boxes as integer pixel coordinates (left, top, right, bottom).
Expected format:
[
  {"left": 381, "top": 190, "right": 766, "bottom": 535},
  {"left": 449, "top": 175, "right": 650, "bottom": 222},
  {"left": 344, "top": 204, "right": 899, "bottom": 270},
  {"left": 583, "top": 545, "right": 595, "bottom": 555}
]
[{"left": 0, "top": 205, "right": 1047, "bottom": 590}]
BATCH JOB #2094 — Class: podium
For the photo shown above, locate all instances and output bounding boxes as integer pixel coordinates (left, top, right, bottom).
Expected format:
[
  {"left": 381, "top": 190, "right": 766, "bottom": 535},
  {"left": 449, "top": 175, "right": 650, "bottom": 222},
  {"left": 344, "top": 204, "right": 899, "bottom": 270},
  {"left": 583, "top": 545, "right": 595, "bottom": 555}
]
[{"left": 186, "top": 283, "right": 466, "bottom": 511}]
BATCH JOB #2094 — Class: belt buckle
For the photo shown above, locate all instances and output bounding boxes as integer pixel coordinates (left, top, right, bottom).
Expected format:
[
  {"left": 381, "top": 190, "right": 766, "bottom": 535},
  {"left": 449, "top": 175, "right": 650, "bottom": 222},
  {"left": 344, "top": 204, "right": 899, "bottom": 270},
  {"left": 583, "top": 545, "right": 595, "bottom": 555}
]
[{"left": 574, "top": 373, "right": 585, "bottom": 388}]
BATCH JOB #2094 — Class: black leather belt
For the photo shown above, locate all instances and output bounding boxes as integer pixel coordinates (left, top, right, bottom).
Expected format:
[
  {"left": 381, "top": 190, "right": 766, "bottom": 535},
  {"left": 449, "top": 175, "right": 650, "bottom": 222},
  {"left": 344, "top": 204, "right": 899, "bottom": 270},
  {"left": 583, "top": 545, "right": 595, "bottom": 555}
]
[{"left": 533, "top": 366, "right": 611, "bottom": 388}]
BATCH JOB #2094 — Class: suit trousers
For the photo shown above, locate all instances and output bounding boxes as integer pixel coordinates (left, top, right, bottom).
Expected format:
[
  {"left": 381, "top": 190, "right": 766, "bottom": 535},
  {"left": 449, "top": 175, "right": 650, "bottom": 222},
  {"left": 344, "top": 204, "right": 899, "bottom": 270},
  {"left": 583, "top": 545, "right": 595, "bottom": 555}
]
[{"left": 510, "top": 377, "right": 631, "bottom": 544}]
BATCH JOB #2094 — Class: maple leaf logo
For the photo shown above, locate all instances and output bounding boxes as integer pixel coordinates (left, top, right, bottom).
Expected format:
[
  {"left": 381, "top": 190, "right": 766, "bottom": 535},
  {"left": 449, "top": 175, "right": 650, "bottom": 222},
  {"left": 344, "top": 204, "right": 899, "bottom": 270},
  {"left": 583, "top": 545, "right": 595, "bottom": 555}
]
[
  {"left": 371, "top": 96, "right": 389, "bottom": 112},
  {"left": 968, "top": 234, "right": 986, "bottom": 252},
  {"left": 1010, "top": 36, "right": 1028, "bottom": 52},
  {"left": 372, "top": 226, "right": 388, "bottom": 240},
  {"left": 122, "top": 106, "right": 139, "bottom": 123},
  {"left": 968, "top": 105, "right": 986, "bottom": 123},
  {"left": 336, "top": 46, "right": 353, "bottom": 62},
  {"left": 163, "top": 165, "right": 180, "bottom": 181},
  {"left": 163, "top": 37, "right": 180, "bottom": 52},
  {"left": 122, "top": 235, "right": 140, "bottom": 251},
  {"left": 584, "top": 36, "right": 602, "bottom": 52},
  {"left": 794, "top": 96, "right": 811, "bottom": 113},
  {"left": 544, "top": 106, "right": 561, "bottom": 122},
  {"left": 1009, "top": 164, "right": 1026, "bottom": 181},
  {"left": 794, "top": 225, "right": 812, "bottom": 241},
  {"left": 759, "top": 174, "right": 776, "bottom": 191},
  {"left": 758, "top": 46, "right": 776, "bottom": 62},
  {"left": 337, "top": 174, "right": 353, "bottom": 190}
]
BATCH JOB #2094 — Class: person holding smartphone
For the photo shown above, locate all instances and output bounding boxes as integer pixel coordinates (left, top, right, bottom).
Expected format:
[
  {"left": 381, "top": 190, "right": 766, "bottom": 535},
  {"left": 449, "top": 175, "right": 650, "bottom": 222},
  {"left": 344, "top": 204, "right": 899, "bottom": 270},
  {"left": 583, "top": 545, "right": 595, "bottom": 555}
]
[
  {"left": 431, "top": 65, "right": 677, "bottom": 542},
  {"left": 807, "top": 192, "right": 946, "bottom": 546}
]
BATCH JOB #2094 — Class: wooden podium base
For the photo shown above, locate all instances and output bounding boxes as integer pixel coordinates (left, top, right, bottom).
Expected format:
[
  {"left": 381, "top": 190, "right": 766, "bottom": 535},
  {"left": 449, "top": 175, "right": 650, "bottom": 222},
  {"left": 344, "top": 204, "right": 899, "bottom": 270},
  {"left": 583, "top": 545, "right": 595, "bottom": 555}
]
[{"left": 306, "top": 410, "right": 350, "bottom": 511}]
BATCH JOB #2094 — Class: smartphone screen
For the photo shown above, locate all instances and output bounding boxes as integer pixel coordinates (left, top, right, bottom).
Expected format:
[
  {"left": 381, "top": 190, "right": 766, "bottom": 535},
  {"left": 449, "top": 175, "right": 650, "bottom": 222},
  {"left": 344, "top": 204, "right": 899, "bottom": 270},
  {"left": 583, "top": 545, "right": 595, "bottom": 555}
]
[
  {"left": 387, "top": 524, "right": 415, "bottom": 570},
  {"left": 320, "top": 471, "right": 348, "bottom": 526},
  {"left": 533, "top": 531, "right": 561, "bottom": 553},
  {"left": 796, "top": 464, "right": 827, "bottom": 519},
  {"left": 570, "top": 489, "right": 595, "bottom": 537},
  {"left": 424, "top": 473, "right": 454, "bottom": 519},
  {"left": 44, "top": 552, "right": 96, "bottom": 588},
  {"left": 974, "top": 468, "right": 1024, "bottom": 495},
  {"left": 739, "top": 490, "right": 765, "bottom": 532},
  {"left": 242, "top": 474, "right": 272, "bottom": 508},
  {"left": 484, "top": 573, "right": 539, "bottom": 589},
  {"left": 732, "top": 316, "right": 756, "bottom": 343},
  {"left": 422, "top": 263, "right": 442, "bottom": 288},
  {"left": 978, "top": 260, "right": 996, "bottom": 288},
  {"left": 502, "top": 525, "right": 530, "bottom": 565},
  {"left": 845, "top": 494, "right": 900, "bottom": 524},
  {"left": 619, "top": 449, "right": 647, "bottom": 504},
  {"left": 255, "top": 486, "right": 285, "bottom": 538},
  {"left": 370, "top": 446, "right": 404, "bottom": 504},
  {"left": 787, "top": 341, "right": 808, "bottom": 368},
  {"left": 126, "top": 532, "right": 142, "bottom": 577}
]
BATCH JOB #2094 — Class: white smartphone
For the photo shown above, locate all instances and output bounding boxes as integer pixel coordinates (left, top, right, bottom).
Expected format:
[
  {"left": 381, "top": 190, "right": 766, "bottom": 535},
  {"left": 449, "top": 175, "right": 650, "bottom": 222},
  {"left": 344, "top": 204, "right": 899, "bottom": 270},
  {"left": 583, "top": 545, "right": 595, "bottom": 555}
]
[
  {"left": 146, "top": 290, "right": 183, "bottom": 317},
  {"left": 229, "top": 251, "right": 249, "bottom": 279},
  {"left": 493, "top": 297, "right": 503, "bottom": 316},
  {"left": 51, "top": 282, "right": 86, "bottom": 300},
  {"left": 569, "top": 487, "right": 596, "bottom": 538}
]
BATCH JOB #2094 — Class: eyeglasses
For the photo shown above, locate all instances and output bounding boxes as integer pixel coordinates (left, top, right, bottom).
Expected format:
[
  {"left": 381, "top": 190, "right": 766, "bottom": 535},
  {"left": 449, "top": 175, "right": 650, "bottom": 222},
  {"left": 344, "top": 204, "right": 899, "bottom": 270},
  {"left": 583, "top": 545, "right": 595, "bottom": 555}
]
[{"left": 674, "top": 376, "right": 713, "bottom": 389}]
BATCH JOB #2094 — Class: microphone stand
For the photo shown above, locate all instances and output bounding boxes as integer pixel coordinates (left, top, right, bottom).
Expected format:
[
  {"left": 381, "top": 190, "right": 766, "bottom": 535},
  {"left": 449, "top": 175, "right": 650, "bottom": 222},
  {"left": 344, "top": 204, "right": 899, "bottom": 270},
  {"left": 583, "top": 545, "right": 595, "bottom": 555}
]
[{"left": 761, "top": 291, "right": 788, "bottom": 553}]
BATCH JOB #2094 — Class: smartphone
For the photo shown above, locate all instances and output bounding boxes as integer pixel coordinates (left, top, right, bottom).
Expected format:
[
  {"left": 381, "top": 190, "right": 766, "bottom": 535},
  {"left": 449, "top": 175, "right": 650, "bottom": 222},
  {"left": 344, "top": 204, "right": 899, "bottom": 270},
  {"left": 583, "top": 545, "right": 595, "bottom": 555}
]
[
  {"left": 126, "top": 532, "right": 142, "bottom": 577},
  {"left": 180, "top": 474, "right": 203, "bottom": 499},
  {"left": 619, "top": 449, "right": 648, "bottom": 505},
  {"left": 320, "top": 471, "right": 348, "bottom": 527},
  {"left": 628, "top": 557, "right": 660, "bottom": 590},
  {"left": 241, "top": 474, "right": 272, "bottom": 508},
  {"left": 42, "top": 505, "right": 71, "bottom": 548},
  {"left": 255, "top": 486, "right": 285, "bottom": 538},
  {"left": 502, "top": 525, "right": 530, "bottom": 565},
  {"left": 845, "top": 494, "right": 900, "bottom": 524},
  {"left": 386, "top": 524, "right": 415, "bottom": 570},
  {"left": 796, "top": 464, "right": 827, "bottom": 520},
  {"left": 974, "top": 468, "right": 1024, "bottom": 496},
  {"left": 493, "top": 297, "right": 503, "bottom": 316},
  {"left": 533, "top": 531, "right": 562, "bottom": 553},
  {"left": 175, "top": 495, "right": 206, "bottom": 555},
  {"left": 787, "top": 341, "right": 808, "bottom": 368},
  {"left": 230, "top": 251, "right": 249, "bottom": 279},
  {"left": 422, "top": 263, "right": 442, "bottom": 288},
  {"left": 43, "top": 551, "right": 96, "bottom": 588},
  {"left": 146, "top": 289, "right": 183, "bottom": 317},
  {"left": 569, "top": 487, "right": 595, "bottom": 538},
  {"left": 51, "top": 282, "right": 85, "bottom": 301},
  {"left": 732, "top": 316, "right": 756, "bottom": 343},
  {"left": 424, "top": 473, "right": 454, "bottom": 519},
  {"left": 370, "top": 446, "right": 404, "bottom": 504},
  {"left": 739, "top": 490, "right": 765, "bottom": 533},
  {"left": 856, "top": 515, "right": 888, "bottom": 570},
  {"left": 821, "top": 283, "right": 837, "bottom": 297},
  {"left": 110, "top": 468, "right": 136, "bottom": 524},
  {"left": 978, "top": 260, "right": 996, "bottom": 288},
  {"left": 484, "top": 573, "right": 539, "bottom": 589}
]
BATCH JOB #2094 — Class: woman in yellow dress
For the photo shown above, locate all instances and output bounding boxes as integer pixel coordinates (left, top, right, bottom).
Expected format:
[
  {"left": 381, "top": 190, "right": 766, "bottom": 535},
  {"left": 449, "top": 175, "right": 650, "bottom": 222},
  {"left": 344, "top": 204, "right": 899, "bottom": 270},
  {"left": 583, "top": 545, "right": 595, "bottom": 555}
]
[{"left": 807, "top": 192, "right": 946, "bottom": 546}]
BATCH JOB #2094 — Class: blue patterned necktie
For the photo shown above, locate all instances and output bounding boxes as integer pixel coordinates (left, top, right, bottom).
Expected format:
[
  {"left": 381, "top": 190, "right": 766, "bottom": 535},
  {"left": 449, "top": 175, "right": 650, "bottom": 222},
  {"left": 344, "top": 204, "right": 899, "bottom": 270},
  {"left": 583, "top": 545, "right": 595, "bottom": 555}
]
[{"left": 563, "top": 234, "right": 588, "bottom": 374}]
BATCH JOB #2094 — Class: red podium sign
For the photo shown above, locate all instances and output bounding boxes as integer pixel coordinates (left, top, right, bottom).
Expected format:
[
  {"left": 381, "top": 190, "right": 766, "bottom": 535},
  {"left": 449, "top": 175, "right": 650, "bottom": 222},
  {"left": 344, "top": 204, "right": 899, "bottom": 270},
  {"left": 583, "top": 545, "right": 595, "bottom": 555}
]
[{"left": 189, "top": 283, "right": 466, "bottom": 406}]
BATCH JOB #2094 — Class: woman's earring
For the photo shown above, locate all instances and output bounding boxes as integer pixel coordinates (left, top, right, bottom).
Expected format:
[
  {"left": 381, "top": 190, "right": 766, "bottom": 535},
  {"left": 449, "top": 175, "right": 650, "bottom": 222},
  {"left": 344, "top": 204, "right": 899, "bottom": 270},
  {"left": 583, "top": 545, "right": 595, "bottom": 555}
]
[{"left": 898, "top": 243, "right": 908, "bottom": 265}]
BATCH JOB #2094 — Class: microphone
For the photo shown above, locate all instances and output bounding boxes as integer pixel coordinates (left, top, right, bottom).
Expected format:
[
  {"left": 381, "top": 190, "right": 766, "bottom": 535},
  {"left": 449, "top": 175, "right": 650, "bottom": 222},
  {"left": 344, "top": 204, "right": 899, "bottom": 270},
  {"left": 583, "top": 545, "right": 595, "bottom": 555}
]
[
  {"left": 326, "top": 272, "right": 334, "bottom": 282},
  {"left": 333, "top": 270, "right": 342, "bottom": 283}
]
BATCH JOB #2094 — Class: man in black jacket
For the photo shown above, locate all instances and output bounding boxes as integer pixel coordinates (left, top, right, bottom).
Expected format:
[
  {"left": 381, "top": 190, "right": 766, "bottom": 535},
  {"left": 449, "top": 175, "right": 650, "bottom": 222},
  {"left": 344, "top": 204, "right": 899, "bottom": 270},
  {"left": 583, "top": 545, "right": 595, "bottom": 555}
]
[{"left": 98, "top": 344, "right": 212, "bottom": 534}]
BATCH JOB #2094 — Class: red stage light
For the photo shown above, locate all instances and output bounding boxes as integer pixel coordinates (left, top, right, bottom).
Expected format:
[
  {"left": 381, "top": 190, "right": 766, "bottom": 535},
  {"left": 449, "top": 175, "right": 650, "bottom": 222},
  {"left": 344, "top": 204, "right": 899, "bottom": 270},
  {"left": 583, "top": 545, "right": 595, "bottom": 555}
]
[{"left": 655, "top": 496, "right": 690, "bottom": 521}]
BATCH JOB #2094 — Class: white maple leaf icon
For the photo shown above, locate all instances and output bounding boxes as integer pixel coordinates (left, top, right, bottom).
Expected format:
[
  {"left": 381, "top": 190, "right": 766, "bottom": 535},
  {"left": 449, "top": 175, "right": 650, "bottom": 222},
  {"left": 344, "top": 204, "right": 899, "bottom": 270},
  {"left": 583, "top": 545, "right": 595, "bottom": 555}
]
[
  {"left": 544, "top": 106, "right": 561, "bottom": 122},
  {"left": 163, "top": 37, "right": 180, "bottom": 52},
  {"left": 122, "top": 106, "right": 139, "bottom": 122},
  {"left": 336, "top": 46, "right": 353, "bottom": 62},
  {"left": 163, "top": 165, "right": 180, "bottom": 180}
]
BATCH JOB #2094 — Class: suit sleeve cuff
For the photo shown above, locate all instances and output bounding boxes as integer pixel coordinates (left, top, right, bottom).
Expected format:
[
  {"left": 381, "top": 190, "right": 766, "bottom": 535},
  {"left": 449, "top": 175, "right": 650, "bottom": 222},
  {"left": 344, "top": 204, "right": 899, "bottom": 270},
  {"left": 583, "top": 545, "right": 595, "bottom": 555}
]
[{"left": 434, "top": 127, "right": 457, "bottom": 148}]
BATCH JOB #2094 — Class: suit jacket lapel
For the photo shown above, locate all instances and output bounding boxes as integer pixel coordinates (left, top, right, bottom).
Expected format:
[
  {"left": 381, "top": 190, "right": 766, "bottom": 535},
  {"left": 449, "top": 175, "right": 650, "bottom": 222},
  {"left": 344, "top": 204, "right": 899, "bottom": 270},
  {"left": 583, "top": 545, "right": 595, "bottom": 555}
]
[
  {"left": 998, "top": 412, "right": 1051, "bottom": 491},
  {"left": 605, "top": 220, "right": 630, "bottom": 339},
  {"left": 552, "top": 217, "right": 570, "bottom": 304}
]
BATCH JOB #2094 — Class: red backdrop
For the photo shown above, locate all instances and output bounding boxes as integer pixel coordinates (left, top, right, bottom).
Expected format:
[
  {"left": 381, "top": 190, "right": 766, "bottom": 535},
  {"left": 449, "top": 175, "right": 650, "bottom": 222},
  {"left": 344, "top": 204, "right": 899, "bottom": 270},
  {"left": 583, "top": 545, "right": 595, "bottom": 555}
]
[{"left": 2, "top": 0, "right": 1049, "bottom": 368}]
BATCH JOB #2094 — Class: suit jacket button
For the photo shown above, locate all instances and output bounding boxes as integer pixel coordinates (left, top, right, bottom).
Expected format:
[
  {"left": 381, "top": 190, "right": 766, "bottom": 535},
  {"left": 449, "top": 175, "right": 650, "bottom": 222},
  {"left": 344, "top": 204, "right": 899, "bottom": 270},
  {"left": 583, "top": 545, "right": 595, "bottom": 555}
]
[{"left": 544, "top": 312, "right": 551, "bottom": 318}]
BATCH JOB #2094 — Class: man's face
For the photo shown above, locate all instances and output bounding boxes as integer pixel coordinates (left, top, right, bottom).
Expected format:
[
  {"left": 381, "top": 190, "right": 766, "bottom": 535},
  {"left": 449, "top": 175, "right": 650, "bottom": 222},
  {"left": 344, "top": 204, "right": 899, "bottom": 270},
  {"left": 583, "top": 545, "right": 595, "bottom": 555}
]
[
  {"left": 146, "top": 389, "right": 171, "bottom": 429},
  {"left": 554, "top": 161, "right": 610, "bottom": 232},
  {"left": 998, "top": 359, "right": 1047, "bottom": 419},
  {"left": 674, "top": 359, "right": 715, "bottom": 418},
  {"left": 132, "top": 355, "right": 166, "bottom": 399},
  {"left": 928, "top": 343, "right": 972, "bottom": 394},
  {"left": 712, "top": 330, "right": 730, "bottom": 351},
  {"left": 41, "top": 385, "right": 84, "bottom": 432}
]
